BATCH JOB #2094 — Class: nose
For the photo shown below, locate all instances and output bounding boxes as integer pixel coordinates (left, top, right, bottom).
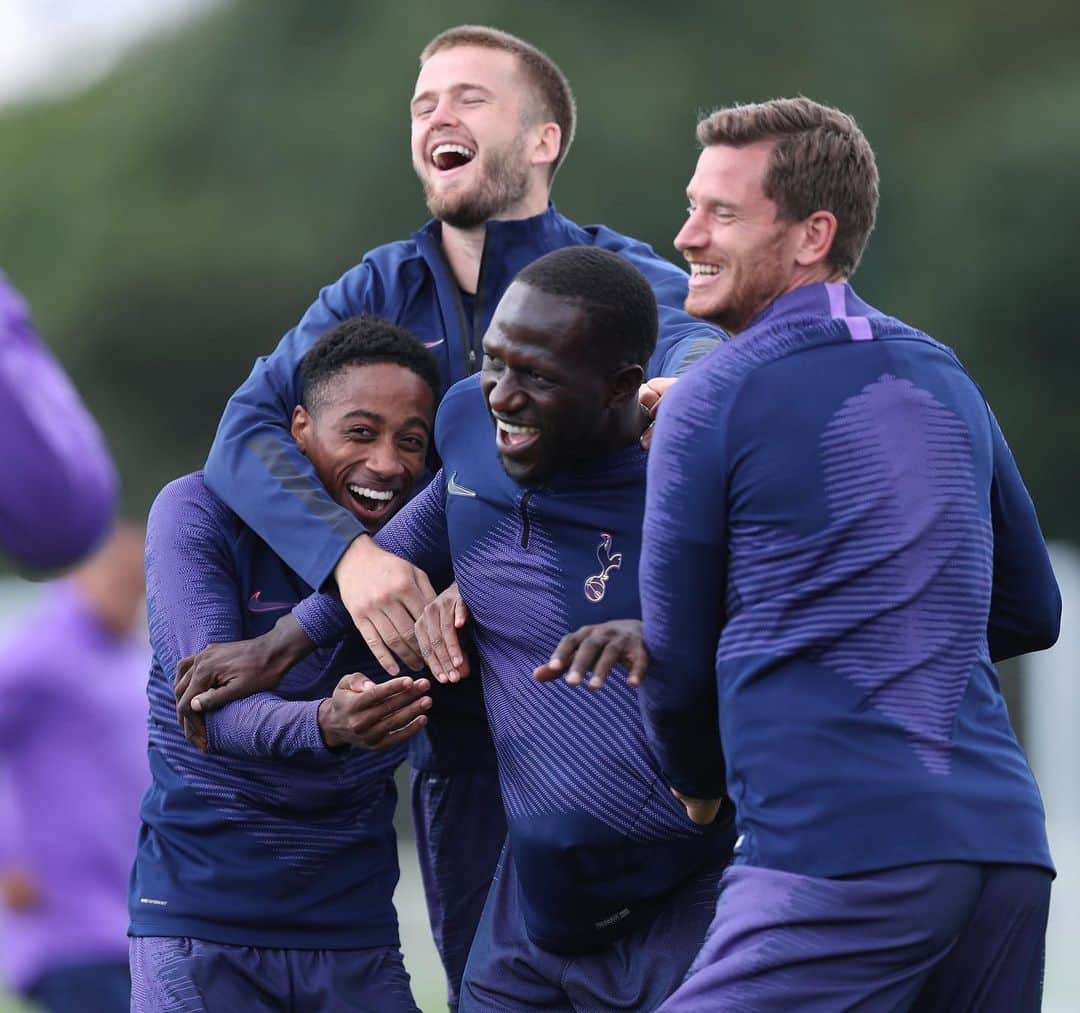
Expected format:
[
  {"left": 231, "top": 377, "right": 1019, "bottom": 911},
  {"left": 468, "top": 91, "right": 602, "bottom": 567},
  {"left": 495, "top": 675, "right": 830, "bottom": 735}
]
[
  {"left": 674, "top": 210, "right": 706, "bottom": 254},
  {"left": 429, "top": 93, "right": 460, "bottom": 131},
  {"left": 487, "top": 371, "right": 526, "bottom": 415},
  {"left": 365, "top": 436, "right": 407, "bottom": 479}
]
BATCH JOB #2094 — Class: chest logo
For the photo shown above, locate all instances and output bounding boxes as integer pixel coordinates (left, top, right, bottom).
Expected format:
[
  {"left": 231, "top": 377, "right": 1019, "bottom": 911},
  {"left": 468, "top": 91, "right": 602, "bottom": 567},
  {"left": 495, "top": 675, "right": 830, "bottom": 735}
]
[
  {"left": 584, "top": 533, "right": 623, "bottom": 603},
  {"left": 247, "top": 591, "right": 294, "bottom": 614},
  {"left": 447, "top": 472, "right": 477, "bottom": 498}
]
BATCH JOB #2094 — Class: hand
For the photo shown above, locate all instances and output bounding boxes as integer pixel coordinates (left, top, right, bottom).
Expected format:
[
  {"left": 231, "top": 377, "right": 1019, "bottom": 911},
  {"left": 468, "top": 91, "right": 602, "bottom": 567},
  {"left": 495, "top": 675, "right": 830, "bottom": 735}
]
[
  {"left": 0, "top": 868, "right": 40, "bottom": 912},
  {"left": 335, "top": 536, "right": 436, "bottom": 676},
  {"left": 318, "top": 673, "right": 432, "bottom": 749},
  {"left": 175, "top": 613, "right": 313, "bottom": 751},
  {"left": 415, "top": 582, "right": 471, "bottom": 683},
  {"left": 671, "top": 789, "right": 725, "bottom": 826},
  {"left": 639, "top": 377, "right": 677, "bottom": 450},
  {"left": 533, "top": 619, "right": 647, "bottom": 690}
]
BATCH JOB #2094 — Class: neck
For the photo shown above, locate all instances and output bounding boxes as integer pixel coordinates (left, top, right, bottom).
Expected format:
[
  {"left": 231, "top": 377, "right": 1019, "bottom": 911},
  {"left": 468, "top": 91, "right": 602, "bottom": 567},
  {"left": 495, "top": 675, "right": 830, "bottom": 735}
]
[{"left": 439, "top": 186, "right": 551, "bottom": 293}]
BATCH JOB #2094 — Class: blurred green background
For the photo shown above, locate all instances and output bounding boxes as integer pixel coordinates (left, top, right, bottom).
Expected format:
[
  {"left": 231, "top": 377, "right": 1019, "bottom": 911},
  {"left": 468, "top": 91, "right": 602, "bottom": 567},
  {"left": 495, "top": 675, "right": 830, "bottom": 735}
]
[
  {"left": 1, "top": 1, "right": 1078, "bottom": 1010},
  {"left": 1, "top": 0, "right": 1078, "bottom": 537}
]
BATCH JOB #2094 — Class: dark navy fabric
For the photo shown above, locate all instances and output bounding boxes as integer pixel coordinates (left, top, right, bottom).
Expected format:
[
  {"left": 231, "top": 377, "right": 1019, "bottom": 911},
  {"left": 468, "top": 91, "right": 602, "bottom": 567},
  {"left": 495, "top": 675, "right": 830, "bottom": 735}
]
[
  {"left": 640, "top": 282, "right": 1058, "bottom": 879},
  {"left": 411, "top": 768, "right": 506, "bottom": 1007},
  {"left": 461, "top": 842, "right": 726, "bottom": 1012},
  {"left": 373, "top": 376, "right": 736, "bottom": 953},
  {"left": 660, "top": 862, "right": 1052, "bottom": 1013},
  {"left": 25, "top": 960, "right": 130, "bottom": 1013},
  {"left": 129, "top": 937, "right": 418, "bottom": 1013},
  {"left": 129, "top": 473, "right": 404, "bottom": 949}
]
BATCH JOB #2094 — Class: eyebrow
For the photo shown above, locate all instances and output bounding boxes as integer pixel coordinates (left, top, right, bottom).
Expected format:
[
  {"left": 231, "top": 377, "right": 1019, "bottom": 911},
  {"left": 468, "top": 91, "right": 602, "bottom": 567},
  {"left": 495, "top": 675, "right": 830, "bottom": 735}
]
[{"left": 341, "top": 408, "right": 431, "bottom": 434}]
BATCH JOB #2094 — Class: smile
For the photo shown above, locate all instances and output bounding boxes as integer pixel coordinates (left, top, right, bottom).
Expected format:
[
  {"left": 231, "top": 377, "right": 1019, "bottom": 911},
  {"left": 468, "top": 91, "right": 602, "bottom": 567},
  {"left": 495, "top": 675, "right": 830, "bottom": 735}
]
[
  {"left": 495, "top": 418, "right": 540, "bottom": 453},
  {"left": 346, "top": 484, "right": 398, "bottom": 519},
  {"left": 431, "top": 143, "right": 476, "bottom": 171}
]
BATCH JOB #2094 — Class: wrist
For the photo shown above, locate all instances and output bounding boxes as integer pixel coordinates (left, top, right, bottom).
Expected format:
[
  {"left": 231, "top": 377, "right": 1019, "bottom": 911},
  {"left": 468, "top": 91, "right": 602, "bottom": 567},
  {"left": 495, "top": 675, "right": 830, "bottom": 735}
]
[
  {"left": 334, "top": 534, "right": 375, "bottom": 585},
  {"left": 317, "top": 698, "right": 345, "bottom": 749},
  {"left": 262, "top": 613, "right": 315, "bottom": 678}
]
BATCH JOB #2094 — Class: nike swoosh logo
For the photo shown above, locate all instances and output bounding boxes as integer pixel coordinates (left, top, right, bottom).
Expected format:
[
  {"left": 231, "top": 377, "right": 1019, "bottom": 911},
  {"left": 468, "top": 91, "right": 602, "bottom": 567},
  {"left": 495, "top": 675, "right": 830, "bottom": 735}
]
[
  {"left": 424, "top": 339, "right": 445, "bottom": 349},
  {"left": 446, "top": 472, "right": 477, "bottom": 498},
  {"left": 247, "top": 591, "right": 295, "bottom": 614}
]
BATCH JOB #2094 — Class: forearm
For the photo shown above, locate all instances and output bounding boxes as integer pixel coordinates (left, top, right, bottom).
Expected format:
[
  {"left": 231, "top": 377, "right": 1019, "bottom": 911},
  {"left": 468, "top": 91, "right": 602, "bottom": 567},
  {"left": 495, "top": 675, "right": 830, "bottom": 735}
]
[{"left": 205, "top": 693, "right": 329, "bottom": 758}]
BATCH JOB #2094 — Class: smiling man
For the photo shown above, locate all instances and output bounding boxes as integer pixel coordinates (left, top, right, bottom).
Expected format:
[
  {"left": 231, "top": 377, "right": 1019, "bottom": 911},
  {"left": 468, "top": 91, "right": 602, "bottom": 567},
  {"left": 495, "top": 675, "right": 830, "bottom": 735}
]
[
  {"left": 543, "top": 98, "right": 1060, "bottom": 1012},
  {"left": 127, "top": 317, "right": 438, "bottom": 1013},
  {"left": 195, "top": 25, "right": 721, "bottom": 1007}
]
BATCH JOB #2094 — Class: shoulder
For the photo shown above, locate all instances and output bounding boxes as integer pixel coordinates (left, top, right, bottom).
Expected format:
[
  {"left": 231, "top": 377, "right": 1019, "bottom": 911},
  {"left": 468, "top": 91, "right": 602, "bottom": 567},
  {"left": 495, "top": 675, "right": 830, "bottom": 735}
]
[
  {"left": 434, "top": 375, "right": 487, "bottom": 455},
  {"left": 148, "top": 472, "right": 240, "bottom": 551}
]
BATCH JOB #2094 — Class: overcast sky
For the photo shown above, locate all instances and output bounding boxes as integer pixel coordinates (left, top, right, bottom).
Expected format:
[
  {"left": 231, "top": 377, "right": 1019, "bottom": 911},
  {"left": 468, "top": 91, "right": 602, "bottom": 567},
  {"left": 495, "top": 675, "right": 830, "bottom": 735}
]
[{"left": 0, "top": 0, "right": 224, "bottom": 109}]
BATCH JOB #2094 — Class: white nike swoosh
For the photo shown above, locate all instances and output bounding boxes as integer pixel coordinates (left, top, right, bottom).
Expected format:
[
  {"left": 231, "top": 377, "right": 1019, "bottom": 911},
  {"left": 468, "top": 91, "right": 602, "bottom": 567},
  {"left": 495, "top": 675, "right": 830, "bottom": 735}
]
[
  {"left": 447, "top": 472, "right": 477, "bottom": 497},
  {"left": 424, "top": 339, "right": 445, "bottom": 349}
]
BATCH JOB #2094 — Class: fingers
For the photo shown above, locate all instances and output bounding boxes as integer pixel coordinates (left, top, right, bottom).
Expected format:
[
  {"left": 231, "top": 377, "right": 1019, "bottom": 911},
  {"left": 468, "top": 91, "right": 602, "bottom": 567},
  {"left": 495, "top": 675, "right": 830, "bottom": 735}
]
[
  {"left": 332, "top": 673, "right": 433, "bottom": 747},
  {"left": 533, "top": 627, "right": 586, "bottom": 682},
  {"left": 355, "top": 616, "right": 403, "bottom": 677},
  {"left": 640, "top": 421, "right": 655, "bottom": 450},
  {"left": 671, "top": 789, "right": 723, "bottom": 826},
  {"left": 416, "top": 585, "right": 470, "bottom": 684}
]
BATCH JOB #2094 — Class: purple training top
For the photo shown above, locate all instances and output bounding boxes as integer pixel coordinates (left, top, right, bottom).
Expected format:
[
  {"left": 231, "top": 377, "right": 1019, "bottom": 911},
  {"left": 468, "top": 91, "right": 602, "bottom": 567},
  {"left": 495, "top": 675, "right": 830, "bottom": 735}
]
[
  {"left": 0, "top": 271, "right": 116, "bottom": 573},
  {"left": 0, "top": 582, "right": 149, "bottom": 992}
]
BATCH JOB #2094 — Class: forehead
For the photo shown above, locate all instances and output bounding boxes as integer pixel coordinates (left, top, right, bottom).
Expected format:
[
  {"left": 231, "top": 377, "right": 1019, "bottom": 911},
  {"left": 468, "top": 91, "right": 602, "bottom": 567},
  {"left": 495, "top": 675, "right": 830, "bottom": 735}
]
[
  {"left": 414, "top": 44, "right": 523, "bottom": 98},
  {"left": 688, "top": 141, "right": 775, "bottom": 205},
  {"left": 316, "top": 362, "right": 434, "bottom": 421},
  {"left": 484, "top": 282, "right": 589, "bottom": 360}
]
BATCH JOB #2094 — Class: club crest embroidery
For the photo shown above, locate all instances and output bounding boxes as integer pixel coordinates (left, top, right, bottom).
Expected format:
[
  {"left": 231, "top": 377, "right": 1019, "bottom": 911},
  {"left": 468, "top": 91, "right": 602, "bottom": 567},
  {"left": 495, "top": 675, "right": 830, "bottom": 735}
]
[{"left": 584, "top": 532, "right": 623, "bottom": 603}]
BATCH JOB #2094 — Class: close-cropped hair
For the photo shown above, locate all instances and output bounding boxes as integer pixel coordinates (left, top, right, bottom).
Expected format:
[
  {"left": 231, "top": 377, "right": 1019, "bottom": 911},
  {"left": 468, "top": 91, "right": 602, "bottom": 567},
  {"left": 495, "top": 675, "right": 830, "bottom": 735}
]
[
  {"left": 516, "top": 247, "right": 658, "bottom": 370},
  {"left": 697, "top": 97, "right": 879, "bottom": 277},
  {"left": 421, "top": 25, "right": 577, "bottom": 178},
  {"left": 299, "top": 315, "right": 440, "bottom": 413}
]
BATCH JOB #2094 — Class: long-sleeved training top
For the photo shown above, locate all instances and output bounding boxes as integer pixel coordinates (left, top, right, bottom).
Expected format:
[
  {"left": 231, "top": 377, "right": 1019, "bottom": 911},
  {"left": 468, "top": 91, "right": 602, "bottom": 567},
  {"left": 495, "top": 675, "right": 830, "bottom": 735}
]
[
  {"left": 297, "top": 375, "right": 736, "bottom": 954},
  {"left": 0, "top": 272, "right": 116, "bottom": 573},
  {"left": 640, "top": 281, "right": 1059, "bottom": 880},
  {"left": 129, "top": 473, "right": 404, "bottom": 950}
]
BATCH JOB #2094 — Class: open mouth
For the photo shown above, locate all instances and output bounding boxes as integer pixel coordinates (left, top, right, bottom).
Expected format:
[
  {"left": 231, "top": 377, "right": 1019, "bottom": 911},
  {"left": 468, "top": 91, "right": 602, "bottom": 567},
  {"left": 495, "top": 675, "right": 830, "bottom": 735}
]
[
  {"left": 495, "top": 418, "right": 540, "bottom": 456},
  {"left": 431, "top": 142, "right": 477, "bottom": 172},
  {"left": 346, "top": 483, "right": 399, "bottom": 523}
]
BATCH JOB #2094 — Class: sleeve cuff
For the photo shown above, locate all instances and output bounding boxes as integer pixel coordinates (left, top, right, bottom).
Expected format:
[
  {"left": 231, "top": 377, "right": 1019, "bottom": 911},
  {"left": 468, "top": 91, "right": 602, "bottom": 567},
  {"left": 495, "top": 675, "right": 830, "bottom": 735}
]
[{"left": 293, "top": 592, "right": 352, "bottom": 647}]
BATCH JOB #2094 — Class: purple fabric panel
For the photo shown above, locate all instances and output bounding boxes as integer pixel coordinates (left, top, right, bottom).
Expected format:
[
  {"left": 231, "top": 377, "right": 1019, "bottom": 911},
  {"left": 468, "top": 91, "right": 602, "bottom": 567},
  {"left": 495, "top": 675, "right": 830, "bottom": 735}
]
[
  {"left": 0, "top": 272, "right": 117, "bottom": 572},
  {"left": 205, "top": 694, "right": 325, "bottom": 758},
  {"left": 660, "top": 862, "right": 1048, "bottom": 1013},
  {"left": 826, "top": 280, "right": 873, "bottom": 342},
  {"left": 292, "top": 591, "right": 352, "bottom": 647},
  {"left": 457, "top": 511, "right": 693, "bottom": 841},
  {"left": 721, "top": 374, "right": 990, "bottom": 774},
  {"left": 0, "top": 583, "right": 149, "bottom": 992}
]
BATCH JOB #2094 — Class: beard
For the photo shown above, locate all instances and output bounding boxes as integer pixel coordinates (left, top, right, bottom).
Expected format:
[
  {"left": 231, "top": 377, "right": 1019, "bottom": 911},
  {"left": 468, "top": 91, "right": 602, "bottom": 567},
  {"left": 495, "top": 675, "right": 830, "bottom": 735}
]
[{"left": 418, "top": 134, "right": 532, "bottom": 229}]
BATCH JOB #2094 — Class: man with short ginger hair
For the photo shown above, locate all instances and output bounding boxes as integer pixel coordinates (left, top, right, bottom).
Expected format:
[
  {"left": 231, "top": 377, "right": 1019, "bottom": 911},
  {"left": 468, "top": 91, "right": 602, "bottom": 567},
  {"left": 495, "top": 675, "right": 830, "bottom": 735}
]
[
  {"left": 192, "top": 25, "right": 722, "bottom": 1009},
  {"left": 542, "top": 97, "right": 1059, "bottom": 1011}
]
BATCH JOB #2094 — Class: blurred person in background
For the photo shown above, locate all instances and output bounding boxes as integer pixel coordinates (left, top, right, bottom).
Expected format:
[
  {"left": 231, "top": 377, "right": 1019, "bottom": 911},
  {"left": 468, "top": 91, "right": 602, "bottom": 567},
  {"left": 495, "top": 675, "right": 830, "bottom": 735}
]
[
  {"left": 185, "top": 24, "right": 723, "bottom": 1010},
  {"left": 0, "top": 523, "right": 147, "bottom": 1013},
  {"left": 128, "top": 319, "right": 438, "bottom": 1013},
  {"left": 0, "top": 272, "right": 117, "bottom": 575}
]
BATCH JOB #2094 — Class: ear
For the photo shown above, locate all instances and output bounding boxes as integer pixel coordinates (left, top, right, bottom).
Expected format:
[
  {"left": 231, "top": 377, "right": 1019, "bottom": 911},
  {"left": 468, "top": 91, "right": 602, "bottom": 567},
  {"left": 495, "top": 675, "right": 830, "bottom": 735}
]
[
  {"left": 608, "top": 363, "right": 646, "bottom": 407},
  {"left": 794, "top": 210, "right": 838, "bottom": 269},
  {"left": 529, "top": 121, "right": 561, "bottom": 173},
  {"left": 290, "top": 405, "right": 311, "bottom": 454}
]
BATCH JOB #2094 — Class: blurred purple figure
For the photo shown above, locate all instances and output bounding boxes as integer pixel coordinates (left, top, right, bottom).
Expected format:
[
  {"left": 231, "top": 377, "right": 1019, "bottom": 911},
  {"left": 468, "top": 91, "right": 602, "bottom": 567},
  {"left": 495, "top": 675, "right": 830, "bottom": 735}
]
[
  {"left": 0, "top": 271, "right": 117, "bottom": 574},
  {"left": 0, "top": 525, "right": 149, "bottom": 1013}
]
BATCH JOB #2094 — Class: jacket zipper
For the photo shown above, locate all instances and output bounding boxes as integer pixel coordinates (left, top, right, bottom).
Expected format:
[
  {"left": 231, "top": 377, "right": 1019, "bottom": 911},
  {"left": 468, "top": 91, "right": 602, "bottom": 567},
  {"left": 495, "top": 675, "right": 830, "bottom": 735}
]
[
  {"left": 519, "top": 490, "right": 535, "bottom": 548},
  {"left": 469, "top": 235, "right": 491, "bottom": 374}
]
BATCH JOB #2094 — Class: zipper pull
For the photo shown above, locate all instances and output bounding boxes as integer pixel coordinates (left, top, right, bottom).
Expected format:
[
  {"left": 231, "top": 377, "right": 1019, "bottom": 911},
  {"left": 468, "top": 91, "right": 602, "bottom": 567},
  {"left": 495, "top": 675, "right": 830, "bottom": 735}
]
[{"left": 468, "top": 348, "right": 478, "bottom": 371}]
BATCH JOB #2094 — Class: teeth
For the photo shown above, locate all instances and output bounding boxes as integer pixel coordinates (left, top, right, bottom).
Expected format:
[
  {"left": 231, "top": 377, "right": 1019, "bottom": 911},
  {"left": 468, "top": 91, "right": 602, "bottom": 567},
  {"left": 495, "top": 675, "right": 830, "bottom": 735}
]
[
  {"left": 496, "top": 419, "right": 538, "bottom": 436},
  {"left": 348, "top": 485, "right": 394, "bottom": 501},
  {"left": 690, "top": 263, "right": 722, "bottom": 276},
  {"left": 432, "top": 143, "right": 476, "bottom": 164}
]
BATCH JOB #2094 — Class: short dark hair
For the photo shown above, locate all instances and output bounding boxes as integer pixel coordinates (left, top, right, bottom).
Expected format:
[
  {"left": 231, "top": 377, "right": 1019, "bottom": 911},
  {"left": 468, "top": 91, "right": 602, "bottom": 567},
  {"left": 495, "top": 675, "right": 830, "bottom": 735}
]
[
  {"left": 697, "top": 97, "right": 879, "bottom": 277},
  {"left": 421, "top": 25, "right": 577, "bottom": 179},
  {"left": 299, "top": 315, "right": 440, "bottom": 413},
  {"left": 516, "top": 247, "right": 658, "bottom": 369}
]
